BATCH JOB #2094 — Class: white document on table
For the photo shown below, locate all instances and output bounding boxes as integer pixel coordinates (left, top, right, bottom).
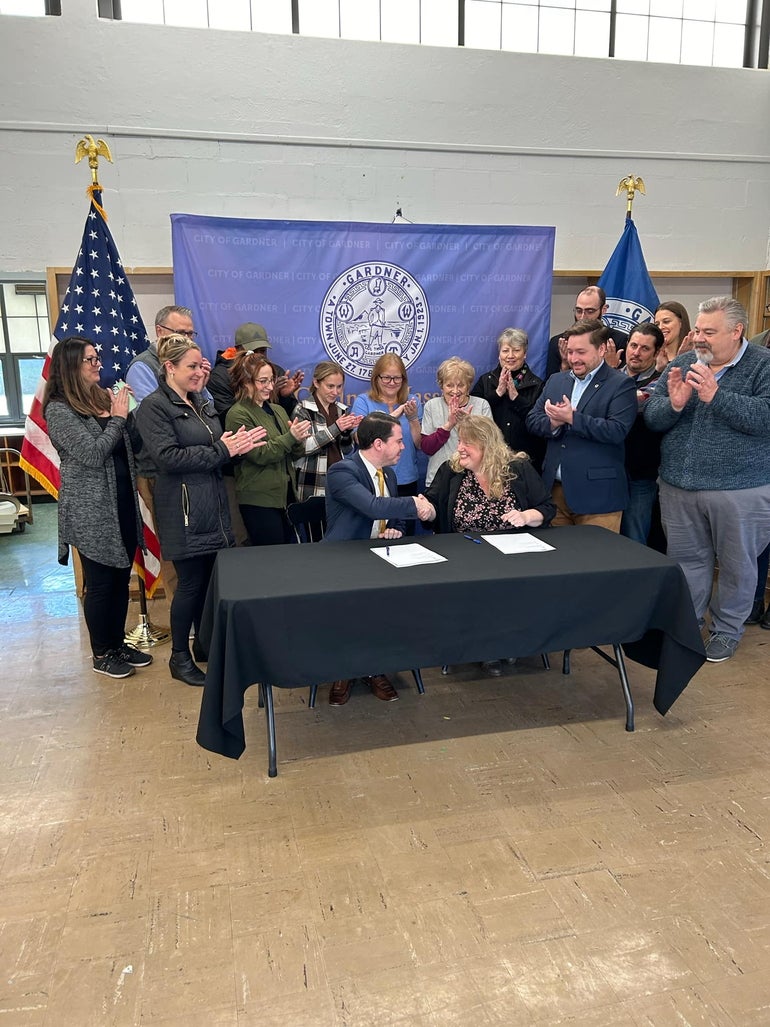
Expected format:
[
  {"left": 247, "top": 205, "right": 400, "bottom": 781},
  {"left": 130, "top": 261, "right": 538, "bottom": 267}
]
[
  {"left": 371, "top": 544, "right": 448, "bottom": 568},
  {"left": 481, "top": 533, "right": 555, "bottom": 554}
]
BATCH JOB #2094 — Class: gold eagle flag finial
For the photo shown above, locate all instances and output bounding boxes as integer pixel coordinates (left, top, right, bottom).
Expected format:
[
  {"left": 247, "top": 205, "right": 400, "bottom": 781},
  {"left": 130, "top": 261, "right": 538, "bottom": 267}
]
[
  {"left": 75, "top": 134, "right": 113, "bottom": 187},
  {"left": 616, "top": 174, "right": 646, "bottom": 217}
]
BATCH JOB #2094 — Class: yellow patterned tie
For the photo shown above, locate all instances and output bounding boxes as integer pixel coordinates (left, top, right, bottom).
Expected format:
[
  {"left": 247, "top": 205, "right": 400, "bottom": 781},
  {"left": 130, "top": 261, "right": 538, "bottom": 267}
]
[{"left": 375, "top": 468, "right": 387, "bottom": 536}]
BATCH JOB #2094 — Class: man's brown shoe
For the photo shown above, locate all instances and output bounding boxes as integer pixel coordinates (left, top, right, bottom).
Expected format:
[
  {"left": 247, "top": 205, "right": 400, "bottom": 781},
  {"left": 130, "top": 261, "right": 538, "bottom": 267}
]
[
  {"left": 367, "top": 674, "right": 398, "bottom": 702},
  {"left": 329, "top": 680, "right": 351, "bottom": 706}
]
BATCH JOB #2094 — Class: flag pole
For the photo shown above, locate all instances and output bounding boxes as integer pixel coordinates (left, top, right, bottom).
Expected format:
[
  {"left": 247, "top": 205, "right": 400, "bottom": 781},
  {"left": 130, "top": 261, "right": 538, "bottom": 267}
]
[{"left": 73, "top": 135, "right": 169, "bottom": 650}]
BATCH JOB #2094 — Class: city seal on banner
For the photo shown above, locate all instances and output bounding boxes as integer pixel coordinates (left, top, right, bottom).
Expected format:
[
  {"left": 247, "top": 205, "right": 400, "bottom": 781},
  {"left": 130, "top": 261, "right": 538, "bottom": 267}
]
[
  {"left": 320, "top": 261, "right": 430, "bottom": 380},
  {"left": 602, "top": 298, "right": 656, "bottom": 337}
]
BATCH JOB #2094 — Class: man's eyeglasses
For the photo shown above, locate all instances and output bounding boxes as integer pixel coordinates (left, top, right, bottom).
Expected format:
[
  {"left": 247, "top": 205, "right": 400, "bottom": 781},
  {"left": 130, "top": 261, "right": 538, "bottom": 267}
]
[
  {"left": 82, "top": 356, "right": 102, "bottom": 367},
  {"left": 574, "top": 306, "right": 600, "bottom": 317},
  {"left": 158, "top": 324, "right": 198, "bottom": 339},
  {"left": 378, "top": 374, "right": 404, "bottom": 384},
  {"left": 255, "top": 377, "right": 275, "bottom": 386}
]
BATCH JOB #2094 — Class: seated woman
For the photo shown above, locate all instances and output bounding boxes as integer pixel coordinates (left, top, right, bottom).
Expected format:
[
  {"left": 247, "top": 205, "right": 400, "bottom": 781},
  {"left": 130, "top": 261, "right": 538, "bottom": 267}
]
[
  {"left": 421, "top": 356, "right": 492, "bottom": 487},
  {"left": 293, "top": 360, "right": 362, "bottom": 500},
  {"left": 44, "top": 336, "right": 152, "bottom": 680},
  {"left": 136, "top": 335, "right": 266, "bottom": 686},
  {"left": 424, "top": 415, "right": 555, "bottom": 676},
  {"left": 424, "top": 415, "right": 555, "bottom": 535},
  {"left": 470, "top": 327, "right": 544, "bottom": 469},
  {"left": 226, "top": 350, "right": 311, "bottom": 544}
]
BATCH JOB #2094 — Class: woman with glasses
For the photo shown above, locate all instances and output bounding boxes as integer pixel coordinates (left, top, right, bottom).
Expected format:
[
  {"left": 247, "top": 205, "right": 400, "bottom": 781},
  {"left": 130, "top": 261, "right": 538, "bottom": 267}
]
[
  {"left": 225, "top": 350, "right": 311, "bottom": 545},
  {"left": 293, "top": 360, "right": 362, "bottom": 500},
  {"left": 44, "top": 336, "right": 152, "bottom": 680},
  {"left": 136, "top": 335, "right": 266, "bottom": 686},
  {"left": 351, "top": 354, "right": 422, "bottom": 532}
]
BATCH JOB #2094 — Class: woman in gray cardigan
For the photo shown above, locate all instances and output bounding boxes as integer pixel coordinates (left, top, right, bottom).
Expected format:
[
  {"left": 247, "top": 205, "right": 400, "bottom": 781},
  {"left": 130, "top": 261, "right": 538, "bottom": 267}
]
[{"left": 44, "top": 336, "right": 152, "bottom": 680}]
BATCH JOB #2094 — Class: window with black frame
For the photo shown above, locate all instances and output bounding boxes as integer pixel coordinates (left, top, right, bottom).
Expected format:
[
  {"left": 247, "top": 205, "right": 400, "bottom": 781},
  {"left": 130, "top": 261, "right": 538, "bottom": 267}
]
[{"left": 0, "top": 282, "right": 49, "bottom": 427}]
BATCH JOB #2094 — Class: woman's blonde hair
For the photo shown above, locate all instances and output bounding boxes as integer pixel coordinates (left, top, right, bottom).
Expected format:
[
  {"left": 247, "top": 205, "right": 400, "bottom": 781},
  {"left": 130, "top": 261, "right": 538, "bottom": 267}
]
[
  {"left": 449, "top": 415, "right": 528, "bottom": 499},
  {"left": 311, "top": 360, "right": 345, "bottom": 400},
  {"left": 437, "top": 356, "right": 474, "bottom": 390},
  {"left": 158, "top": 334, "right": 201, "bottom": 379},
  {"left": 369, "top": 354, "right": 409, "bottom": 404}
]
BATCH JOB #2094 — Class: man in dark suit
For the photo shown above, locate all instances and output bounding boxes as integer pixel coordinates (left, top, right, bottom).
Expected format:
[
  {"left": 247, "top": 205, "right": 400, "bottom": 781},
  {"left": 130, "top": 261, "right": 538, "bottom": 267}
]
[
  {"left": 324, "top": 412, "right": 433, "bottom": 705},
  {"left": 545, "top": 286, "right": 628, "bottom": 379},
  {"left": 526, "top": 321, "right": 637, "bottom": 532}
]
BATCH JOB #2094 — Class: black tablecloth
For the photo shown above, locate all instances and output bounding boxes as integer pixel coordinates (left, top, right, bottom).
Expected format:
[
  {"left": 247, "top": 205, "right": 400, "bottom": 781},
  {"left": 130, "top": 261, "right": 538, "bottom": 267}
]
[{"left": 196, "top": 526, "right": 705, "bottom": 759}]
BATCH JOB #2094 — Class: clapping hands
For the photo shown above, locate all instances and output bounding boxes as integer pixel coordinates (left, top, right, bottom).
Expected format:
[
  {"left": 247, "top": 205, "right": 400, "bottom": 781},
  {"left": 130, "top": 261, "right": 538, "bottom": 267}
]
[{"left": 222, "top": 425, "right": 268, "bottom": 458}]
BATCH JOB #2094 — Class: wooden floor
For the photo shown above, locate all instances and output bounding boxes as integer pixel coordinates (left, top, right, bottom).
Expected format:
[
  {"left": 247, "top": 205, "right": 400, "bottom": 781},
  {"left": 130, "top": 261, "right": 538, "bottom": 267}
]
[{"left": 2, "top": 504, "right": 770, "bottom": 1026}]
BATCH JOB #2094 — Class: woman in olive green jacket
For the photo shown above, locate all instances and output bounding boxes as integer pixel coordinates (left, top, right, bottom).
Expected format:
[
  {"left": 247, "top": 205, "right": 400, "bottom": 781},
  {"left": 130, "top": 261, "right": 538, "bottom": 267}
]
[{"left": 225, "top": 351, "right": 311, "bottom": 544}]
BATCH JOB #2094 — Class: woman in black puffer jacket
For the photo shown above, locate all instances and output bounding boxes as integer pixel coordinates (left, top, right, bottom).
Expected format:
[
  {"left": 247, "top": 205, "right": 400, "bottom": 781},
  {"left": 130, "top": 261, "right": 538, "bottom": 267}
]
[{"left": 136, "top": 335, "right": 265, "bottom": 685}]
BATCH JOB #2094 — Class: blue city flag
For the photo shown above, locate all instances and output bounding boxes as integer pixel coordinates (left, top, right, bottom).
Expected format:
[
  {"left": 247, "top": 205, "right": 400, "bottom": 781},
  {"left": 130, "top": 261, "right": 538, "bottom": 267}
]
[{"left": 597, "top": 217, "right": 659, "bottom": 337}]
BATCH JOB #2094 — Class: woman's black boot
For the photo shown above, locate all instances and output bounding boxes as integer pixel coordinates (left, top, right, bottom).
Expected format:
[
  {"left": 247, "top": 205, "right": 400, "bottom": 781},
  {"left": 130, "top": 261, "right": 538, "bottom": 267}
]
[{"left": 169, "top": 650, "right": 206, "bottom": 687}]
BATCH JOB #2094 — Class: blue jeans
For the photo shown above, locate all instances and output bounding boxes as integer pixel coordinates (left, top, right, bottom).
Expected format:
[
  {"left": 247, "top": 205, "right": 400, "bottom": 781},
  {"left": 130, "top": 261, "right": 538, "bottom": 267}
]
[{"left": 620, "top": 478, "right": 658, "bottom": 546}]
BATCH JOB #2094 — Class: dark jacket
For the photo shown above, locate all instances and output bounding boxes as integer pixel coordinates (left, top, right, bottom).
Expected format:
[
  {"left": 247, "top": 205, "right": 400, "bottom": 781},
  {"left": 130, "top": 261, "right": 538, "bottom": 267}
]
[
  {"left": 622, "top": 365, "right": 663, "bottom": 482},
  {"left": 470, "top": 364, "right": 545, "bottom": 469},
  {"left": 424, "top": 458, "right": 555, "bottom": 534},
  {"left": 526, "top": 362, "right": 637, "bottom": 515},
  {"left": 135, "top": 380, "right": 234, "bottom": 560}
]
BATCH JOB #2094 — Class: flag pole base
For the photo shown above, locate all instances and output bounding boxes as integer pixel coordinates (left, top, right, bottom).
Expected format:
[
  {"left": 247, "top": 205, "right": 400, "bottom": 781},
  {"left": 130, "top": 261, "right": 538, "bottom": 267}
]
[{"left": 124, "top": 614, "right": 170, "bottom": 650}]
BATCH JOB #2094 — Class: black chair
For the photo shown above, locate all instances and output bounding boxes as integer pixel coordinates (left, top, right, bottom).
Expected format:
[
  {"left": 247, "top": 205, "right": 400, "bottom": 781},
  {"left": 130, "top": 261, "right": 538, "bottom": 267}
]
[{"left": 287, "top": 496, "right": 425, "bottom": 708}]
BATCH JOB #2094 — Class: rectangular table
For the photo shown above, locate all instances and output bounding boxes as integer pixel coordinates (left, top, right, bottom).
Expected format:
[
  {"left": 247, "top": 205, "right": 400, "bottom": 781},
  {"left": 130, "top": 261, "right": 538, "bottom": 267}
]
[{"left": 196, "top": 526, "right": 706, "bottom": 776}]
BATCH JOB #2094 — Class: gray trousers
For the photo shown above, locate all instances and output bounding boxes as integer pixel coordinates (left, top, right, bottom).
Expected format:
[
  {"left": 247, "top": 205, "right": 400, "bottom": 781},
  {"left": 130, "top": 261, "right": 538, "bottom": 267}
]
[{"left": 659, "top": 480, "right": 770, "bottom": 640}]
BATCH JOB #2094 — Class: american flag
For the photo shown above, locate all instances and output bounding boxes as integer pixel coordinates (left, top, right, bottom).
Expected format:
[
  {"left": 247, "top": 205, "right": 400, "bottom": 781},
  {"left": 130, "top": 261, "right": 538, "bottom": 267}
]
[{"left": 20, "top": 186, "right": 163, "bottom": 596}]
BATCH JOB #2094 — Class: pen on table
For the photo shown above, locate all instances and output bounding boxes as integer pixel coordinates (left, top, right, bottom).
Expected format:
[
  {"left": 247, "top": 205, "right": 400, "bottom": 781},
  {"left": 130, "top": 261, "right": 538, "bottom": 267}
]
[
  {"left": 386, "top": 546, "right": 390, "bottom": 556},
  {"left": 463, "top": 534, "right": 481, "bottom": 544}
]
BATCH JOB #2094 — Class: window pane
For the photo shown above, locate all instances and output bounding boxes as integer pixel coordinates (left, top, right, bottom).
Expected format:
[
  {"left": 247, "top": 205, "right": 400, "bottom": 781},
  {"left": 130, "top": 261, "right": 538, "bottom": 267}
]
[
  {"left": 19, "top": 358, "right": 44, "bottom": 415},
  {"left": 6, "top": 318, "right": 42, "bottom": 354},
  {"left": 502, "top": 3, "right": 538, "bottom": 53},
  {"left": 648, "top": 15, "right": 682, "bottom": 64},
  {"left": 575, "top": 10, "right": 610, "bottom": 58},
  {"left": 163, "top": 0, "right": 208, "bottom": 28},
  {"left": 381, "top": 0, "right": 420, "bottom": 44},
  {"left": 540, "top": 0, "right": 574, "bottom": 9},
  {"left": 576, "top": 0, "right": 611, "bottom": 10},
  {"left": 715, "top": 0, "right": 746, "bottom": 23},
  {"left": 421, "top": 0, "right": 458, "bottom": 46},
  {"left": 713, "top": 23, "right": 745, "bottom": 67},
  {"left": 616, "top": 0, "right": 650, "bottom": 14},
  {"left": 466, "top": 0, "right": 502, "bottom": 50},
  {"left": 252, "top": 1, "right": 292, "bottom": 34},
  {"left": 119, "top": 0, "right": 164, "bottom": 25},
  {"left": 3, "top": 285, "right": 36, "bottom": 316},
  {"left": 0, "top": 362, "right": 7, "bottom": 416},
  {"left": 614, "top": 13, "right": 649, "bottom": 60},
  {"left": 681, "top": 18, "right": 714, "bottom": 65},
  {"left": 0, "top": 0, "right": 46, "bottom": 13},
  {"left": 650, "top": 0, "right": 682, "bottom": 14},
  {"left": 209, "top": 0, "right": 251, "bottom": 32},
  {"left": 298, "top": 0, "right": 339, "bottom": 38},
  {"left": 539, "top": 7, "right": 575, "bottom": 56},
  {"left": 683, "top": 0, "right": 716, "bottom": 19},
  {"left": 341, "top": 0, "right": 380, "bottom": 41}
]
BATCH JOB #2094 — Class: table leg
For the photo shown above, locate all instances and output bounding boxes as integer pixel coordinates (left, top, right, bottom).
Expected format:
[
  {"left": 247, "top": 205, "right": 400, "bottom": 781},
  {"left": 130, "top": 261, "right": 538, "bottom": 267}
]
[
  {"left": 612, "top": 644, "right": 635, "bottom": 732},
  {"left": 411, "top": 668, "right": 426, "bottom": 694},
  {"left": 262, "top": 683, "right": 278, "bottom": 777}
]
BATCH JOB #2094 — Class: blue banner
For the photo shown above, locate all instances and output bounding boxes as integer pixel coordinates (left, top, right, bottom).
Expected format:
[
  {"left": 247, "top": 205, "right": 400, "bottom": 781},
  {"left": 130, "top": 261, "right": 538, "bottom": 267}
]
[
  {"left": 597, "top": 217, "right": 659, "bottom": 335},
  {"left": 170, "top": 216, "right": 555, "bottom": 402}
]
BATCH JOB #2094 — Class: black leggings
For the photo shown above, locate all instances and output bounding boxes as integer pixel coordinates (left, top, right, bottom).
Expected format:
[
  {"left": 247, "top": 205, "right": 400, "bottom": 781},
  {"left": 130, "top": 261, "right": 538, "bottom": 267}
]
[
  {"left": 239, "top": 505, "right": 294, "bottom": 546},
  {"left": 79, "top": 554, "right": 133, "bottom": 657},
  {"left": 171, "top": 553, "right": 217, "bottom": 653}
]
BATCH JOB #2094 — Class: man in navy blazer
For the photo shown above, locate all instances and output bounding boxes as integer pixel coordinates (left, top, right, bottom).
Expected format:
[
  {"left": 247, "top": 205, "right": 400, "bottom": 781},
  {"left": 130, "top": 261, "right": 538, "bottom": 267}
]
[
  {"left": 324, "top": 413, "right": 433, "bottom": 706},
  {"left": 325, "top": 412, "right": 431, "bottom": 541},
  {"left": 526, "top": 321, "right": 637, "bottom": 532}
]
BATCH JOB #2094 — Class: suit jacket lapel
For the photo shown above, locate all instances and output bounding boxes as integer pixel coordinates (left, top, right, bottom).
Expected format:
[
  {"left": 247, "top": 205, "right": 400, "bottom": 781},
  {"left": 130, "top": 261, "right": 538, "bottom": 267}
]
[{"left": 575, "top": 364, "right": 608, "bottom": 413}]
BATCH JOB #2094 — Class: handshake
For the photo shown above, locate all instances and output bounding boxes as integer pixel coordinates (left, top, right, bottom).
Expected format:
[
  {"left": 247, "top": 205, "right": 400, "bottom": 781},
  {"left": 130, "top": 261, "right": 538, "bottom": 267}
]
[{"left": 414, "top": 494, "right": 436, "bottom": 522}]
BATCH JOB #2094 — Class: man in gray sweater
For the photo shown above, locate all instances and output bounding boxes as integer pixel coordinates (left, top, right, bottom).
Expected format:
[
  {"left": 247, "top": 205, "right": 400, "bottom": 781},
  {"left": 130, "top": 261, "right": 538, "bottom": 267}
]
[{"left": 645, "top": 296, "right": 770, "bottom": 663}]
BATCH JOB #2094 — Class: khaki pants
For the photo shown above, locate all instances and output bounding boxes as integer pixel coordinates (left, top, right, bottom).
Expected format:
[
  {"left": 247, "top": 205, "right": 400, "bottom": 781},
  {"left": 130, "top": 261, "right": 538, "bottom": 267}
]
[
  {"left": 137, "top": 475, "right": 177, "bottom": 598},
  {"left": 550, "top": 482, "right": 622, "bottom": 533}
]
